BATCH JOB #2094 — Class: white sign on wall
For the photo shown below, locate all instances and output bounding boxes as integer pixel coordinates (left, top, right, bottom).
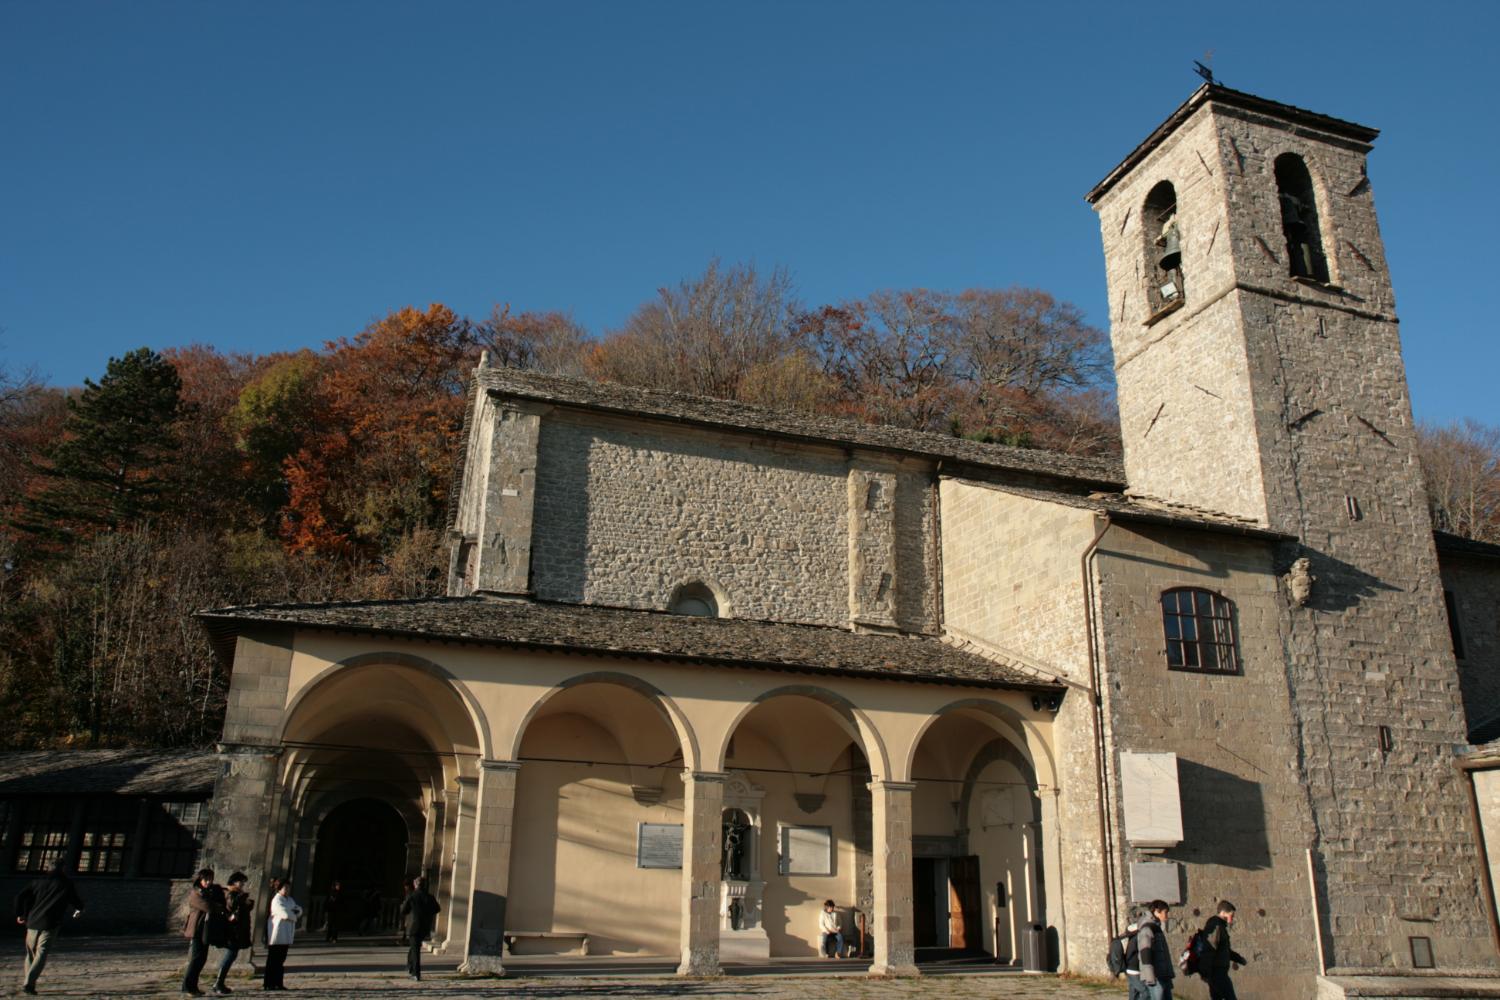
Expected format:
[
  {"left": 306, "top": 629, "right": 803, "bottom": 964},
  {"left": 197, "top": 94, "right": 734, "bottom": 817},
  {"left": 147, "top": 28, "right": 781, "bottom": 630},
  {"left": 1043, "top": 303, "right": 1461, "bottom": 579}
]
[
  {"left": 637, "top": 823, "right": 683, "bottom": 869},
  {"left": 1119, "top": 751, "right": 1183, "bottom": 850},
  {"left": 779, "top": 824, "right": 833, "bottom": 875}
]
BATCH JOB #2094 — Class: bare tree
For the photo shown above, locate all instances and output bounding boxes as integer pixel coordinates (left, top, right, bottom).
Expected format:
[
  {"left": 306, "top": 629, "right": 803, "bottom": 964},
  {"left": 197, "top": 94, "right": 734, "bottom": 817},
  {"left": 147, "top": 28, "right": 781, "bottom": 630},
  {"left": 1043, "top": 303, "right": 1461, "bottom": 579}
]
[
  {"left": 1419, "top": 418, "right": 1500, "bottom": 542},
  {"left": 589, "top": 260, "right": 801, "bottom": 400},
  {"left": 477, "top": 305, "right": 590, "bottom": 376}
]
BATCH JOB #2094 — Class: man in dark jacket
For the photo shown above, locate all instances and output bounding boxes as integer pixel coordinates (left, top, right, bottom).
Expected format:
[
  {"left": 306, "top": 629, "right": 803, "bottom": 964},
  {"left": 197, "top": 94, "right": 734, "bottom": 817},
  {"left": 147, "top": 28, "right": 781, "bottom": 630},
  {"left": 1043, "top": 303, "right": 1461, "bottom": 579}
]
[
  {"left": 14, "top": 860, "right": 85, "bottom": 995},
  {"left": 1202, "top": 900, "right": 1248, "bottom": 1000},
  {"left": 212, "top": 872, "right": 254, "bottom": 996},
  {"left": 1132, "top": 900, "right": 1175, "bottom": 1000},
  {"left": 397, "top": 877, "right": 441, "bottom": 981},
  {"left": 182, "top": 868, "right": 227, "bottom": 997}
]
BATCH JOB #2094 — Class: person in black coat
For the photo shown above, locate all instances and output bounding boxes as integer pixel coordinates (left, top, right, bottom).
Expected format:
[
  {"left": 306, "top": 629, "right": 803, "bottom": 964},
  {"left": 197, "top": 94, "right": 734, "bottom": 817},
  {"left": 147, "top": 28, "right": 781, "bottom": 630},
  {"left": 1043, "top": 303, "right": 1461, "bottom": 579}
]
[
  {"left": 1202, "top": 900, "right": 1248, "bottom": 1000},
  {"left": 397, "top": 877, "right": 441, "bottom": 981},
  {"left": 14, "top": 860, "right": 85, "bottom": 996},
  {"left": 323, "top": 881, "right": 342, "bottom": 944},
  {"left": 212, "top": 872, "right": 254, "bottom": 996}
]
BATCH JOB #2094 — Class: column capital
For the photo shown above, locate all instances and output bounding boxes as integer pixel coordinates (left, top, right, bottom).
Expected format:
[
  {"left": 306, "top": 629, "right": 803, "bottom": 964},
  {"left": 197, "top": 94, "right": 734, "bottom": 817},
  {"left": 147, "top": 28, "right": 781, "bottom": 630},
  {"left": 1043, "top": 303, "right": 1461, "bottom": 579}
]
[
  {"left": 867, "top": 779, "right": 917, "bottom": 794},
  {"left": 216, "top": 741, "right": 284, "bottom": 758},
  {"left": 680, "top": 770, "right": 729, "bottom": 785},
  {"left": 479, "top": 759, "right": 522, "bottom": 773},
  {"left": 455, "top": 775, "right": 479, "bottom": 788}
]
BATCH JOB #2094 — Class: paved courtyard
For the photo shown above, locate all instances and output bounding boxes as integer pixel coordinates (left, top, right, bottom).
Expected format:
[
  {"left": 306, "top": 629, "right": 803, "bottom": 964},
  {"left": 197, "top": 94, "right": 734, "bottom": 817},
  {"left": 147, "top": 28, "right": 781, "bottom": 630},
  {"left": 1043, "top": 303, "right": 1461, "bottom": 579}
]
[{"left": 1, "top": 936, "right": 1118, "bottom": 999}]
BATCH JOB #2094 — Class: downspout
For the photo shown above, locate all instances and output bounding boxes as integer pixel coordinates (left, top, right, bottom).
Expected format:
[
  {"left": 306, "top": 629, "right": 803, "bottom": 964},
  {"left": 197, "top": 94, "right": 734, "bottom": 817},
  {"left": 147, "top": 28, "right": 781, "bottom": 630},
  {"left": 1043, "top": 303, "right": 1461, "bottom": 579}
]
[{"left": 1080, "top": 514, "right": 1119, "bottom": 933}]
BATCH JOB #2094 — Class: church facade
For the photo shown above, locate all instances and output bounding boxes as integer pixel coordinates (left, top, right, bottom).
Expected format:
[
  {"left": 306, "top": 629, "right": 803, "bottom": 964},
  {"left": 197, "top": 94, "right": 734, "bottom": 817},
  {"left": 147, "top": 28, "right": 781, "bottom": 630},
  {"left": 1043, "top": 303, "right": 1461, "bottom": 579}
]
[{"left": 198, "top": 85, "right": 1500, "bottom": 997}]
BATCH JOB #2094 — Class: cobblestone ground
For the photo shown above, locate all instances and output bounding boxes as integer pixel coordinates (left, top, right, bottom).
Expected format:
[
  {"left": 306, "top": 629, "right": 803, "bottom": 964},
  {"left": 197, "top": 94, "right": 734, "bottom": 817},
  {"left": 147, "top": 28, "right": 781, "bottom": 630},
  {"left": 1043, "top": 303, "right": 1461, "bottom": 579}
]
[{"left": 0, "top": 936, "right": 1119, "bottom": 1000}]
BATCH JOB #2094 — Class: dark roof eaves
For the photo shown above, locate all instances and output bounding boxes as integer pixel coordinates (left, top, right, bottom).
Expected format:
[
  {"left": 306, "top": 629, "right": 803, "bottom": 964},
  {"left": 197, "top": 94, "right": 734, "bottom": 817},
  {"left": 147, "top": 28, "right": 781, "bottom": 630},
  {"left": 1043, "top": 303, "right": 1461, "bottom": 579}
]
[
  {"left": 482, "top": 379, "right": 1122, "bottom": 490},
  {"left": 1087, "top": 84, "right": 1379, "bottom": 205},
  {"left": 1435, "top": 530, "right": 1500, "bottom": 561},
  {"left": 197, "top": 606, "right": 1064, "bottom": 693}
]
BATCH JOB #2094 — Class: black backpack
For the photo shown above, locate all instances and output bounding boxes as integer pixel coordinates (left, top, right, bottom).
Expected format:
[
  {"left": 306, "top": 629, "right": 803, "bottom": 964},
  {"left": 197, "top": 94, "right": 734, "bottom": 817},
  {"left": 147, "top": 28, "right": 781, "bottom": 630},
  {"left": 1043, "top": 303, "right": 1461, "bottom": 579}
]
[{"left": 1107, "top": 928, "right": 1138, "bottom": 977}]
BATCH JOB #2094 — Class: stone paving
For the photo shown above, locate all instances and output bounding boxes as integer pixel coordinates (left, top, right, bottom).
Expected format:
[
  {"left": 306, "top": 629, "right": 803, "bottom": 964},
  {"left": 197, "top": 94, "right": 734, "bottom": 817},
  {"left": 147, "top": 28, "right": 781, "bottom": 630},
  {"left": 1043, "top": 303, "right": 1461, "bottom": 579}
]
[{"left": 1, "top": 936, "right": 1119, "bottom": 999}]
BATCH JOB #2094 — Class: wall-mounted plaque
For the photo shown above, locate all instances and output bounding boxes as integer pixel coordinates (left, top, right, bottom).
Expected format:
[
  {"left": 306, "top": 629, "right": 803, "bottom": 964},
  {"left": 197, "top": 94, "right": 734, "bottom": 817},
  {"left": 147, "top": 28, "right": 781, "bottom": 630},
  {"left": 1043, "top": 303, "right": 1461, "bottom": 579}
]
[
  {"left": 779, "top": 824, "right": 832, "bottom": 875},
  {"left": 637, "top": 823, "right": 683, "bottom": 869}
]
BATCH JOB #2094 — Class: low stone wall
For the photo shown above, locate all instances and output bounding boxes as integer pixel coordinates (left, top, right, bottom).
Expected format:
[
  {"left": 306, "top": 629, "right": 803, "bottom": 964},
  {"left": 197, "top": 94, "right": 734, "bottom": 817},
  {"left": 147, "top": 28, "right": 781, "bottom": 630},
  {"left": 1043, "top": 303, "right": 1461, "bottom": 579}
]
[{"left": 3, "top": 875, "right": 193, "bottom": 934}]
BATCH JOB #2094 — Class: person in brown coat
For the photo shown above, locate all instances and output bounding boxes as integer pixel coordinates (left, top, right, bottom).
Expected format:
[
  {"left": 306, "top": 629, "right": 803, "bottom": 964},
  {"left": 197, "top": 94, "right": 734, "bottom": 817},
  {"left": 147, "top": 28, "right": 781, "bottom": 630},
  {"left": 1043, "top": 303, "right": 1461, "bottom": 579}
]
[{"left": 181, "top": 868, "right": 226, "bottom": 997}]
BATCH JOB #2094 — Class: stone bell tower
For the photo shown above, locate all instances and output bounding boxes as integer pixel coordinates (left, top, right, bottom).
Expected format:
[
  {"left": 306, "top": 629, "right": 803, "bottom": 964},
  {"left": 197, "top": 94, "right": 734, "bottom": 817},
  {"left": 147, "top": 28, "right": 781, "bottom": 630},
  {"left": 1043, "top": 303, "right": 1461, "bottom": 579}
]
[{"left": 1088, "top": 86, "right": 1497, "bottom": 973}]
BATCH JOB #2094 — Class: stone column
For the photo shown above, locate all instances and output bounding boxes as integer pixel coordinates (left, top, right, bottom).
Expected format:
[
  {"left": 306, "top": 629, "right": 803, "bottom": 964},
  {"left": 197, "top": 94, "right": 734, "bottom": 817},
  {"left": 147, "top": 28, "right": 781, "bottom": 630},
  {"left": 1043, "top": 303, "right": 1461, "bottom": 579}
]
[
  {"left": 432, "top": 787, "right": 458, "bottom": 942},
  {"left": 678, "top": 770, "right": 727, "bottom": 976},
  {"left": 422, "top": 793, "right": 445, "bottom": 885},
  {"left": 459, "top": 759, "right": 521, "bottom": 975},
  {"left": 868, "top": 779, "right": 919, "bottom": 976},
  {"left": 201, "top": 743, "right": 285, "bottom": 957},
  {"left": 438, "top": 776, "right": 477, "bottom": 953}
]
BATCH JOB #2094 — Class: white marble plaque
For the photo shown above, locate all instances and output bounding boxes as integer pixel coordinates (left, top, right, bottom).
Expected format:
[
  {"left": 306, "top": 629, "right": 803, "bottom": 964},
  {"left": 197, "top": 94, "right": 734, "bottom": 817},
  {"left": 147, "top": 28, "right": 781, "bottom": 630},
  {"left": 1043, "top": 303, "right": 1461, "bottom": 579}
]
[
  {"left": 1119, "top": 751, "right": 1183, "bottom": 849},
  {"left": 636, "top": 822, "right": 683, "bottom": 869}
]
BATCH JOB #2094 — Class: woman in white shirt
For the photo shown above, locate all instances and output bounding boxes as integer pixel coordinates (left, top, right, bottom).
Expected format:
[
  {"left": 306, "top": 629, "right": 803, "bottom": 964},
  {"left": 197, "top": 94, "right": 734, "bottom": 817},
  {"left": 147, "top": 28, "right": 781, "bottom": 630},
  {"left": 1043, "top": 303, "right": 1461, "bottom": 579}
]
[{"left": 264, "top": 879, "right": 302, "bottom": 991}]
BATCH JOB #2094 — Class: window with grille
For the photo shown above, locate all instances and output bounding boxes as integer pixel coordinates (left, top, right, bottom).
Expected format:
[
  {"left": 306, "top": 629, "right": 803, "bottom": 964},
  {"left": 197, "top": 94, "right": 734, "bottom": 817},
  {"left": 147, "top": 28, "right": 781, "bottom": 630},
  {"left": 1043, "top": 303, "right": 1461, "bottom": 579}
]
[
  {"left": 14, "top": 799, "right": 73, "bottom": 874},
  {"left": 142, "top": 800, "right": 208, "bottom": 878},
  {"left": 77, "top": 799, "right": 135, "bottom": 875},
  {"left": 1162, "top": 588, "right": 1240, "bottom": 674}
]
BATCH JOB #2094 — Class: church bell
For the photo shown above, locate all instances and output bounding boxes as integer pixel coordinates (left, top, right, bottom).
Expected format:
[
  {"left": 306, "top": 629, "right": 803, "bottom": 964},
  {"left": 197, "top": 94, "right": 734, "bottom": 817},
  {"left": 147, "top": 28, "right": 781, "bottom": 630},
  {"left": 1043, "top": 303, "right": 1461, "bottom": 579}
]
[{"left": 1158, "top": 224, "right": 1181, "bottom": 273}]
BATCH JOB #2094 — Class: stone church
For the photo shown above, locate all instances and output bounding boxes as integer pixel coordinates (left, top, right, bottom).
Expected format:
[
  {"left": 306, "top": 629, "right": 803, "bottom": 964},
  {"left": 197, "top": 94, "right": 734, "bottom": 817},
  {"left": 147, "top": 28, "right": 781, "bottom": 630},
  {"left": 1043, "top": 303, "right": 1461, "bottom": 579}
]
[{"left": 195, "top": 84, "right": 1500, "bottom": 997}]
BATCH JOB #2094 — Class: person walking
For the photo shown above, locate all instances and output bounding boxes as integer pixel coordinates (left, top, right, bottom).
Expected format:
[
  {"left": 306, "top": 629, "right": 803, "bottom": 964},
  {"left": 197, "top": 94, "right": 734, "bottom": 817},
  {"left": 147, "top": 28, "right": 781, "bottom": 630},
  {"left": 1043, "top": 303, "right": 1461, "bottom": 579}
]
[
  {"left": 263, "top": 879, "right": 302, "bottom": 991},
  {"left": 13, "top": 859, "right": 85, "bottom": 996},
  {"left": 182, "top": 868, "right": 227, "bottom": 997},
  {"left": 323, "top": 881, "right": 342, "bottom": 944},
  {"left": 1202, "top": 900, "right": 1248, "bottom": 1000},
  {"left": 211, "top": 872, "right": 253, "bottom": 996},
  {"left": 397, "top": 877, "right": 440, "bottom": 981},
  {"left": 1132, "top": 900, "right": 1175, "bottom": 1000}
]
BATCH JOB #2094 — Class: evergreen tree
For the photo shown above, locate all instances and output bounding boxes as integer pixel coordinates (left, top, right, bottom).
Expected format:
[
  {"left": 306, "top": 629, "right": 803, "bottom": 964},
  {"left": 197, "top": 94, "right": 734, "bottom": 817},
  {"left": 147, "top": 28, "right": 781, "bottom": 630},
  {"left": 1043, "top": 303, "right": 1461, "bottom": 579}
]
[{"left": 24, "top": 348, "right": 184, "bottom": 538}]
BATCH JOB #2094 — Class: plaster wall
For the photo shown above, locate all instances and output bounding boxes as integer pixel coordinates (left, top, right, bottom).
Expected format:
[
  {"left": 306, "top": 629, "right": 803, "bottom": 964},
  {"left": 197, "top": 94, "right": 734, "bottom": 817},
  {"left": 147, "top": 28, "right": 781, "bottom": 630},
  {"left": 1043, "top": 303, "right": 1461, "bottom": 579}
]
[{"left": 1473, "top": 767, "right": 1500, "bottom": 932}]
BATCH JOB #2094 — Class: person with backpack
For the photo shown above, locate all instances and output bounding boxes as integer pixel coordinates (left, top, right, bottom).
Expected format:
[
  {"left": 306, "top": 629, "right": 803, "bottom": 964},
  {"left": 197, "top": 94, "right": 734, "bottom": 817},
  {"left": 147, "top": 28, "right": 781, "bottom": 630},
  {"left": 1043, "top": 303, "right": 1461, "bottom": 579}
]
[
  {"left": 1131, "top": 900, "right": 1175, "bottom": 1000},
  {"left": 1201, "top": 900, "right": 1247, "bottom": 1000}
]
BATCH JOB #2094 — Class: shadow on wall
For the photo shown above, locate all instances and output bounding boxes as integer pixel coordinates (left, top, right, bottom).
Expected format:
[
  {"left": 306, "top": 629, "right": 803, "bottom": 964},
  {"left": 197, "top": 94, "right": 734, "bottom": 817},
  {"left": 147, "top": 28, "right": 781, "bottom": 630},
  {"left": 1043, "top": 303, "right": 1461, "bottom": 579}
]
[{"left": 1165, "top": 758, "right": 1271, "bottom": 871}]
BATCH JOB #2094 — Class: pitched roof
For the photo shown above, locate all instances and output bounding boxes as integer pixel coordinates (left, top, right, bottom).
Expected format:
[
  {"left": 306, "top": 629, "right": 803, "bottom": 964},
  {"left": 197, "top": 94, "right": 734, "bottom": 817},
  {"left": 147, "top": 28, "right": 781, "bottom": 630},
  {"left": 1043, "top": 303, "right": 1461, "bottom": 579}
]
[
  {"left": 948, "top": 478, "right": 1293, "bottom": 541},
  {"left": 1435, "top": 530, "right": 1500, "bottom": 561},
  {"left": 1087, "top": 83, "right": 1380, "bottom": 204},
  {"left": 473, "top": 366, "right": 1124, "bottom": 489},
  {"left": 199, "top": 595, "right": 1063, "bottom": 692},
  {"left": 0, "top": 749, "right": 219, "bottom": 797}
]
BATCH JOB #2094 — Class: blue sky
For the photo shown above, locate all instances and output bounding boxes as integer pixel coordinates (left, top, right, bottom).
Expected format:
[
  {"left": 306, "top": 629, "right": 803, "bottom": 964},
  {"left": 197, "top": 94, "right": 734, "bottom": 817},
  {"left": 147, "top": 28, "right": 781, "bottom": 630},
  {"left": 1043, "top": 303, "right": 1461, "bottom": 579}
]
[{"left": 2, "top": 1, "right": 1496, "bottom": 425}]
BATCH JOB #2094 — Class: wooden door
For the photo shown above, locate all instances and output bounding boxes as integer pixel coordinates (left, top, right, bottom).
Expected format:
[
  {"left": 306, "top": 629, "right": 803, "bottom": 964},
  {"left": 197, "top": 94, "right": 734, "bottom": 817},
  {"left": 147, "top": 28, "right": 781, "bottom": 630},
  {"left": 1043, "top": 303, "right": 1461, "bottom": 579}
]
[{"left": 948, "top": 855, "right": 982, "bottom": 950}]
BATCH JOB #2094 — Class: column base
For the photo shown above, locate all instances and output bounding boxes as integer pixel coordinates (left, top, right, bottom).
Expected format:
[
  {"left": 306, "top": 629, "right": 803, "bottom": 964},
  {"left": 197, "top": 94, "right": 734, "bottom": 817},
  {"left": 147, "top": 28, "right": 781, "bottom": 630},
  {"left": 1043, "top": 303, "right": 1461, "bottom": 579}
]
[
  {"left": 866, "top": 962, "right": 921, "bottom": 978},
  {"left": 677, "top": 947, "right": 722, "bottom": 977},
  {"left": 457, "top": 953, "right": 506, "bottom": 976}
]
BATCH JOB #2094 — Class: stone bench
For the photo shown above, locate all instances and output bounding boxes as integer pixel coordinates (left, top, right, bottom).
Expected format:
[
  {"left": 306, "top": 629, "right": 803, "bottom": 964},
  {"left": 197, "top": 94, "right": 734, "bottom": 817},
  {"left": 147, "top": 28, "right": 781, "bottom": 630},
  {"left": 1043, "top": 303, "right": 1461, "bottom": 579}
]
[{"left": 503, "top": 930, "right": 590, "bottom": 956}]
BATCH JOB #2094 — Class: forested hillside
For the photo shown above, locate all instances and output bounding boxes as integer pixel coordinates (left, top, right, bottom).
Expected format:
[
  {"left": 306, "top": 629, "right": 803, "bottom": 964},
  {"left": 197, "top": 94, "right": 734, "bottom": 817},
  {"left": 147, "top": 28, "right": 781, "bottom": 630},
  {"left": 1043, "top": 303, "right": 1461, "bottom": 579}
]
[{"left": 1, "top": 261, "right": 1490, "bottom": 749}]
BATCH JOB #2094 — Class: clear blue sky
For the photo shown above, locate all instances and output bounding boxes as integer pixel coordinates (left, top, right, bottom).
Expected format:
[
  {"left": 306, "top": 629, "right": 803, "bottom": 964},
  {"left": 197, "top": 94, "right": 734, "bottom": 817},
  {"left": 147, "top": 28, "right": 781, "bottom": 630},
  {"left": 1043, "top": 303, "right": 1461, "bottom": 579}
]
[{"left": 2, "top": 1, "right": 1496, "bottom": 425}]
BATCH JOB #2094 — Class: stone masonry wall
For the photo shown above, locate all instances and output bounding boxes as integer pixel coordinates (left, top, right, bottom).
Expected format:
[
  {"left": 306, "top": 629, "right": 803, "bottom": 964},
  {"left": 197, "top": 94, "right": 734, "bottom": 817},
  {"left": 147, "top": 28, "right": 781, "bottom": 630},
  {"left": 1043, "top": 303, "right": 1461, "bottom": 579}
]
[
  {"left": 1097, "top": 521, "right": 1318, "bottom": 999},
  {"left": 530, "top": 410, "right": 939, "bottom": 632},
  {"left": 1094, "top": 93, "right": 1496, "bottom": 977},
  {"left": 1438, "top": 554, "right": 1500, "bottom": 739},
  {"left": 936, "top": 479, "right": 1111, "bottom": 972}
]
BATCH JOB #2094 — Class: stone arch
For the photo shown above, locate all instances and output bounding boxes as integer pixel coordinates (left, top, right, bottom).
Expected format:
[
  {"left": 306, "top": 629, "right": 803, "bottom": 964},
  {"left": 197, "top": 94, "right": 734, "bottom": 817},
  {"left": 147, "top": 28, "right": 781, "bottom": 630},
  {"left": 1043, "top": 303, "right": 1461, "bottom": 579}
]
[
  {"left": 280, "top": 650, "right": 491, "bottom": 759},
  {"left": 902, "top": 696, "right": 1054, "bottom": 786},
  {"left": 506, "top": 670, "right": 700, "bottom": 769},
  {"left": 1273, "top": 150, "right": 1335, "bottom": 284},
  {"left": 668, "top": 578, "right": 731, "bottom": 618},
  {"left": 713, "top": 683, "right": 890, "bottom": 778}
]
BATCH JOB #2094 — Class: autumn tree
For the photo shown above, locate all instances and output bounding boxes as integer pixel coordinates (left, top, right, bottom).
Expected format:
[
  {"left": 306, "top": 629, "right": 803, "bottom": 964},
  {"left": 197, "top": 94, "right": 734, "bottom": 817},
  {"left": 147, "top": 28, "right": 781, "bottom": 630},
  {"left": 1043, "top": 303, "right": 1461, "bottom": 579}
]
[
  {"left": 588, "top": 260, "right": 802, "bottom": 400},
  {"left": 282, "top": 304, "right": 476, "bottom": 553},
  {"left": 231, "top": 352, "right": 324, "bottom": 524},
  {"left": 478, "top": 305, "right": 589, "bottom": 376},
  {"left": 22, "top": 348, "right": 184, "bottom": 540},
  {"left": 1419, "top": 419, "right": 1500, "bottom": 543}
]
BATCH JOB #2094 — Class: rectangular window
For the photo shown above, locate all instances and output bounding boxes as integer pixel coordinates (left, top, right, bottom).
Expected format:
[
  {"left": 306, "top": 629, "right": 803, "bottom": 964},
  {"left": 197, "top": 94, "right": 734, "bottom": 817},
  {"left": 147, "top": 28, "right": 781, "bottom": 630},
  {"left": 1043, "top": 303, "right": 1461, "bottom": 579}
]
[
  {"left": 1162, "top": 589, "right": 1240, "bottom": 675},
  {"left": 779, "top": 824, "right": 833, "bottom": 876},
  {"left": 14, "top": 799, "right": 73, "bottom": 874},
  {"left": 77, "top": 798, "right": 134, "bottom": 875},
  {"left": 141, "top": 800, "right": 208, "bottom": 878},
  {"left": 1444, "top": 590, "right": 1465, "bottom": 660}
]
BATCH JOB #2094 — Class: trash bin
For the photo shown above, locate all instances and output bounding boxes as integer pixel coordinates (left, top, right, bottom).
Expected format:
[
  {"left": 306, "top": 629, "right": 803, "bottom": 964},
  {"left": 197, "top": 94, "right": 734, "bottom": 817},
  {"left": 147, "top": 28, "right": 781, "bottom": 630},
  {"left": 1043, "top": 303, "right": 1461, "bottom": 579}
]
[{"left": 1021, "top": 924, "right": 1046, "bottom": 972}]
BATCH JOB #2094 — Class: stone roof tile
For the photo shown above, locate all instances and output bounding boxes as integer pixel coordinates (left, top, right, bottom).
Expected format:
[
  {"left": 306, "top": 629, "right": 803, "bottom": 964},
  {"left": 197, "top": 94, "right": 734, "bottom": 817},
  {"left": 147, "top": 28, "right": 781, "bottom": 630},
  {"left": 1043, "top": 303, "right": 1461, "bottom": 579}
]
[
  {"left": 474, "top": 366, "right": 1124, "bottom": 488},
  {"left": 0, "top": 749, "right": 220, "bottom": 797},
  {"left": 199, "top": 596, "right": 1063, "bottom": 692}
]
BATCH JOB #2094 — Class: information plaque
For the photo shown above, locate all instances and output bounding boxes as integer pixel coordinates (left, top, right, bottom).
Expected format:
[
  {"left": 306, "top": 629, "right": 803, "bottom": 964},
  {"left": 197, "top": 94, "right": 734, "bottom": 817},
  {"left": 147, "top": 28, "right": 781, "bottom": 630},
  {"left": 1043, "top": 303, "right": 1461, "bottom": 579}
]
[{"left": 637, "top": 822, "right": 683, "bottom": 869}]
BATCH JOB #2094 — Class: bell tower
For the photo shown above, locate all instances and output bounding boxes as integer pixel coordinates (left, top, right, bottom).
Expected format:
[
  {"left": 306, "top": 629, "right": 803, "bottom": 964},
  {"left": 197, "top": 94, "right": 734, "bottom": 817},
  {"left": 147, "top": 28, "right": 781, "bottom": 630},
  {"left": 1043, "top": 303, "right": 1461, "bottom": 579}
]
[{"left": 1089, "top": 86, "right": 1497, "bottom": 973}]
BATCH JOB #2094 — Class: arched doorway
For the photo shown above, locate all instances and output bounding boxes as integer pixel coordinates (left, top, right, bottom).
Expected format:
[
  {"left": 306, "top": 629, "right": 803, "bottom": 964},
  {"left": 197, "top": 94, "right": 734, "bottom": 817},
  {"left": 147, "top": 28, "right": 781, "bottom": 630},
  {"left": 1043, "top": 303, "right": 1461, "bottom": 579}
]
[
  {"left": 312, "top": 798, "right": 408, "bottom": 935},
  {"left": 909, "top": 705, "right": 1050, "bottom": 966}
]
